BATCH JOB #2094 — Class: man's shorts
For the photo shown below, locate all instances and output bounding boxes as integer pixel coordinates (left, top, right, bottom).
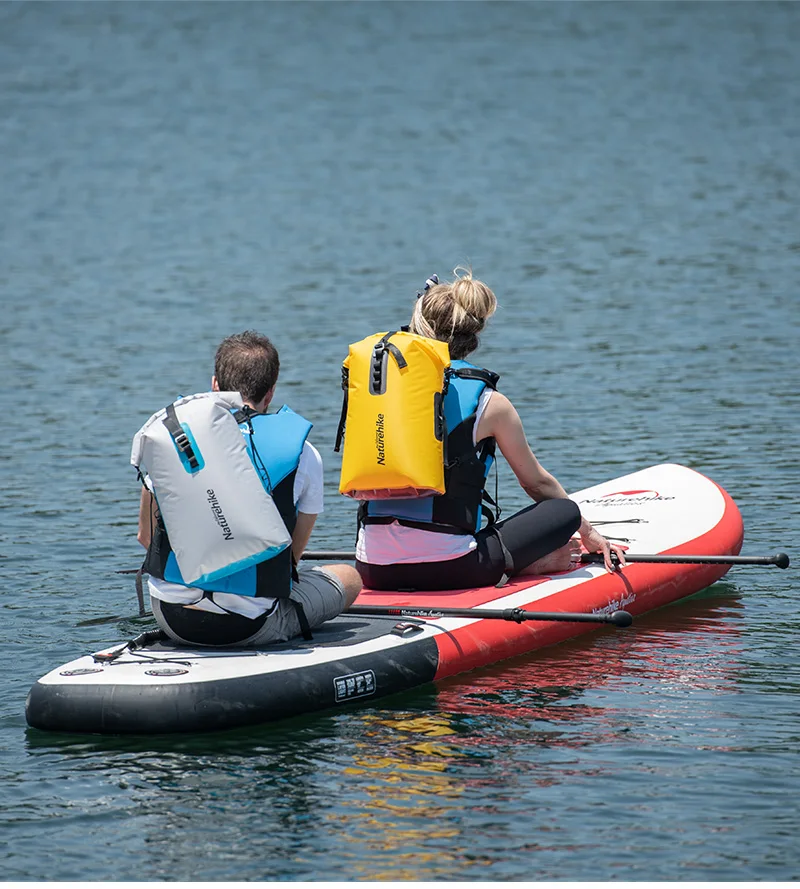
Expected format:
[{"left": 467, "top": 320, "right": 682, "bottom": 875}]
[{"left": 151, "top": 566, "right": 347, "bottom": 647}]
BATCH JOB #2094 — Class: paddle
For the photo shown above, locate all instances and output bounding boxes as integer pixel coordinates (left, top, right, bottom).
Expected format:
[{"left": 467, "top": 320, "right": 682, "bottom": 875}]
[
  {"left": 347, "top": 604, "right": 633, "bottom": 627},
  {"left": 298, "top": 550, "right": 791, "bottom": 568},
  {"left": 96, "top": 548, "right": 787, "bottom": 629},
  {"left": 101, "top": 566, "right": 632, "bottom": 629},
  {"left": 580, "top": 552, "right": 790, "bottom": 568}
]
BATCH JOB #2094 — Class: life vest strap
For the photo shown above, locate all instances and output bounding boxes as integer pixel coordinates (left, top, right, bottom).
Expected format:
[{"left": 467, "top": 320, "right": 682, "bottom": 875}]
[
  {"left": 232, "top": 406, "right": 266, "bottom": 425},
  {"left": 447, "top": 366, "right": 500, "bottom": 389}
]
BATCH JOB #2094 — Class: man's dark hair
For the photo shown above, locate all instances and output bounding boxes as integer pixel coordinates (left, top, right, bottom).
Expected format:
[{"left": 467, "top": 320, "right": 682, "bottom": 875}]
[{"left": 214, "top": 331, "right": 280, "bottom": 405}]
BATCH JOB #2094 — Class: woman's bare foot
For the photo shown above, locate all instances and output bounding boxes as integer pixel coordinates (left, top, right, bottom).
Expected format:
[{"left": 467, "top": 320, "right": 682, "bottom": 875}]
[{"left": 519, "top": 539, "right": 581, "bottom": 576}]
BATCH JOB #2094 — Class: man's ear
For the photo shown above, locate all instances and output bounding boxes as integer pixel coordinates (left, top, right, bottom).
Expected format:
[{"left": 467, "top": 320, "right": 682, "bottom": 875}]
[{"left": 211, "top": 376, "right": 220, "bottom": 392}]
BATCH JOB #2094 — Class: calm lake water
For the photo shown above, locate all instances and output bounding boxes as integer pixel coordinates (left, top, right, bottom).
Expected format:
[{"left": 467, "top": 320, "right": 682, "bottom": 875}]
[{"left": 2, "top": 1, "right": 799, "bottom": 881}]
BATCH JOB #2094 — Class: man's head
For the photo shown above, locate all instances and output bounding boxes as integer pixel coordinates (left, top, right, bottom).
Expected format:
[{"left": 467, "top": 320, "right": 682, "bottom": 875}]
[{"left": 212, "top": 330, "right": 280, "bottom": 411}]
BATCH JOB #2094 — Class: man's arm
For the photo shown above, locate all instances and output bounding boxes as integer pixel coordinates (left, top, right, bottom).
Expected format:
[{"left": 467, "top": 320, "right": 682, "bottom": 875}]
[
  {"left": 292, "top": 512, "right": 317, "bottom": 563},
  {"left": 137, "top": 488, "right": 157, "bottom": 549}
]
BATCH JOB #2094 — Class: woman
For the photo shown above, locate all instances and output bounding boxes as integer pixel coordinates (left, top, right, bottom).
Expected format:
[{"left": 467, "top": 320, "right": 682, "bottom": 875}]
[{"left": 355, "top": 269, "right": 626, "bottom": 591}]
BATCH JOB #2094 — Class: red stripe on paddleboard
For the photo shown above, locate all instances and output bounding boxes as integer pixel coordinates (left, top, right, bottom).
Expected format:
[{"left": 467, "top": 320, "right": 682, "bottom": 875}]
[
  {"left": 355, "top": 574, "right": 550, "bottom": 609},
  {"left": 431, "top": 472, "right": 744, "bottom": 681}
]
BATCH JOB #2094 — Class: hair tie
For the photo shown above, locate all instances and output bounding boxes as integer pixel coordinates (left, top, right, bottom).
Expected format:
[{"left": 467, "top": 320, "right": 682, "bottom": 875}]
[{"left": 416, "top": 273, "right": 439, "bottom": 299}]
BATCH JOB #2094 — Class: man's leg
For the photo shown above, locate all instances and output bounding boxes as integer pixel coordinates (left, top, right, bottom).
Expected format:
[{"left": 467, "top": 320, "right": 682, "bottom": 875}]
[{"left": 244, "top": 564, "right": 362, "bottom": 645}]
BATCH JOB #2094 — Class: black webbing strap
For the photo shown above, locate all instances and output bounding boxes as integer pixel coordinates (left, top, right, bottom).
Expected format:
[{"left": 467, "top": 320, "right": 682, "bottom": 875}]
[
  {"left": 290, "top": 555, "right": 313, "bottom": 640},
  {"left": 480, "top": 452, "right": 502, "bottom": 524},
  {"left": 290, "top": 600, "right": 313, "bottom": 641},
  {"left": 378, "top": 331, "right": 408, "bottom": 368},
  {"left": 370, "top": 331, "right": 408, "bottom": 396},
  {"left": 135, "top": 567, "right": 146, "bottom": 617},
  {"left": 448, "top": 366, "right": 500, "bottom": 389},
  {"left": 162, "top": 403, "right": 199, "bottom": 470},
  {"left": 488, "top": 525, "right": 515, "bottom": 588},
  {"left": 334, "top": 366, "right": 349, "bottom": 452},
  {"left": 233, "top": 406, "right": 265, "bottom": 425}
]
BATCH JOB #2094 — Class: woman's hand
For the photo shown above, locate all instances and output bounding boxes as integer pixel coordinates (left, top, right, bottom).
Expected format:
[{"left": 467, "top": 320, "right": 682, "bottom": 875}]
[{"left": 578, "top": 520, "right": 628, "bottom": 573}]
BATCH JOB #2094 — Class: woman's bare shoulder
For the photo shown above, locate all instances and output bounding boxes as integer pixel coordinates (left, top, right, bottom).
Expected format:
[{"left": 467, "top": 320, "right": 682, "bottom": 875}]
[
  {"left": 477, "top": 390, "right": 521, "bottom": 440},
  {"left": 483, "top": 390, "right": 520, "bottom": 421}
]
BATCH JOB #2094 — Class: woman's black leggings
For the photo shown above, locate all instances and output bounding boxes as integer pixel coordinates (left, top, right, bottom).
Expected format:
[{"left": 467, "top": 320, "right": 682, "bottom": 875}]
[{"left": 356, "top": 498, "right": 582, "bottom": 591}]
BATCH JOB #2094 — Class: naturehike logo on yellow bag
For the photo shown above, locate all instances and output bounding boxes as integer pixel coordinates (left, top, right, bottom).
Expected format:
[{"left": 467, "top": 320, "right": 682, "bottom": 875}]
[
  {"left": 375, "top": 413, "right": 386, "bottom": 464},
  {"left": 335, "top": 330, "right": 451, "bottom": 500}
]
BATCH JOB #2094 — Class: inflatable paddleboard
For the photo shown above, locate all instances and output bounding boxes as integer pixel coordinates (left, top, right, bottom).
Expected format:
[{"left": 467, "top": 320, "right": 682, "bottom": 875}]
[{"left": 26, "top": 463, "right": 744, "bottom": 735}]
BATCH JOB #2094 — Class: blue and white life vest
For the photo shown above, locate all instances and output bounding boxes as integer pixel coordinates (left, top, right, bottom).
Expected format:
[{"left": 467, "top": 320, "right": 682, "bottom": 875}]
[
  {"left": 141, "top": 403, "right": 313, "bottom": 599},
  {"left": 358, "top": 360, "right": 499, "bottom": 535}
]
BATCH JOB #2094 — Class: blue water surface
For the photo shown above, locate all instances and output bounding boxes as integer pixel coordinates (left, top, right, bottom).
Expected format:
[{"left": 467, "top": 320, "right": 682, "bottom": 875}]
[{"left": 1, "top": 1, "right": 799, "bottom": 881}]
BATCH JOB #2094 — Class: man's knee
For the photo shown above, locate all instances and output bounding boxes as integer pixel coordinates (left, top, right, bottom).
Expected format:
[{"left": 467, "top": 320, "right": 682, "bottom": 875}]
[{"left": 325, "top": 563, "right": 362, "bottom": 607}]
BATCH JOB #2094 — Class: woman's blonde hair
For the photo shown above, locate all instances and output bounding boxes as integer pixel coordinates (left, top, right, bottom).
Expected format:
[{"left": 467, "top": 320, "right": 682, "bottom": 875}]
[{"left": 409, "top": 267, "right": 497, "bottom": 359}]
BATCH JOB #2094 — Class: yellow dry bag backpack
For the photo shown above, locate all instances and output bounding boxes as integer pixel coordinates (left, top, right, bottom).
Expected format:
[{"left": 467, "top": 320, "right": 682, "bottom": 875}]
[{"left": 334, "top": 330, "right": 451, "bottom": 500}]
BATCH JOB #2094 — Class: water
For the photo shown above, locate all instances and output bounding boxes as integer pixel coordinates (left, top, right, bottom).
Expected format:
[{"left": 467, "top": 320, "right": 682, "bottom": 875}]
[{"left": 2, "top": 1, "right": 799, "bottom": 881}]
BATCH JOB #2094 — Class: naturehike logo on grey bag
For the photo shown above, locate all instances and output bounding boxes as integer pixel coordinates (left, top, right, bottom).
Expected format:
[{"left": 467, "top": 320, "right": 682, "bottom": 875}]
[{"left": 207, "top": 489, "right": 234, "bottom": 540}]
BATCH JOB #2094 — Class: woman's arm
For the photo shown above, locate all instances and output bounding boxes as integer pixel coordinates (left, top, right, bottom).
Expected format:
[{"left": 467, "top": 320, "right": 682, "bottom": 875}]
[
  {"left": 475, "top": 392, "right": 569, "bottom": 499},
  {"left": 475, "top": 392, "right": 626, "bottom": 572}
]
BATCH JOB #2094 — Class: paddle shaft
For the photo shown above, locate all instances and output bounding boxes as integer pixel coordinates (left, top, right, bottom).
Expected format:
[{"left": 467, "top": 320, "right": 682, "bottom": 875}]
[
  {"left": 300, "top": 550, "right": 790, "bottom": 568},
  {"left": 107, "top": 549, "right": 787, "bottom": 627},
  {"left": 347, "top": 604, "right": 633, "bottom": 627},
  {"left": 580, "top": 552, "right": 790, "bottom": 568}
]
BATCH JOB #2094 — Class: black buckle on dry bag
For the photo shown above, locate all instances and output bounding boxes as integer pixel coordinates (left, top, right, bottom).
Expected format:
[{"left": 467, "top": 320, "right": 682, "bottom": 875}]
[
  {"left": 163, "top": 403, "right": 199, "bottom": 470},
  {"left": 370, "top": 332, "right": 407, "bottom": 396}
]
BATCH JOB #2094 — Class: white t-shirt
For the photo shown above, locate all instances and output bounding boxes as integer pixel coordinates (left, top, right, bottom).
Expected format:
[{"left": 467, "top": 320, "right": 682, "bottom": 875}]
[
  {"left": 148, "top": 440, "right": 324, "bottom": 616},
  {"left": 355, "top": 389, "right": 494, "bottom": 565}
]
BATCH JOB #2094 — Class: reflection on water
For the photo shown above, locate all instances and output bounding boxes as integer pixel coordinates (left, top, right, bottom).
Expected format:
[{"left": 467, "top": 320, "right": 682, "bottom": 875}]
[
  {"left": 336, "top": 714, "right": 468, "bottom": 881},
  {"left": 435, "top": 584, "right": 744, "bottom": 720},
  {"left": 19, "top": 585, "right": 755, "bottom": 881}
]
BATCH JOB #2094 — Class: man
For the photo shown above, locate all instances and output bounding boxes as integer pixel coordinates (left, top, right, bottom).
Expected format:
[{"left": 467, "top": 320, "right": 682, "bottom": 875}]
[{"left": 137, "top": 330, "right": 362, "bottom": 647}]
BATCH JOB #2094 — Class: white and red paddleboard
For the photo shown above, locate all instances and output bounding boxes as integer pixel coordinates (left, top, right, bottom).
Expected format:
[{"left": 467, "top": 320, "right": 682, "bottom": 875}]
[{"left": 26, "top": 463, "right": 743, "bottom": 735}]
